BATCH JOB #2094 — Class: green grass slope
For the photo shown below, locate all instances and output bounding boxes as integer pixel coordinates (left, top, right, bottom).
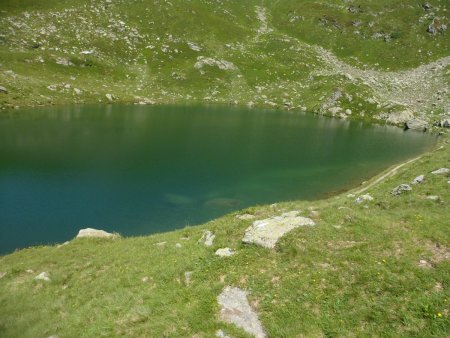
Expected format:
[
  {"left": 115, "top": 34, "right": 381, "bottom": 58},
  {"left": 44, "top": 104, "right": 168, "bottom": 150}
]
[{"left": 0, "top": 0, "right": 449, "bottom": 124}]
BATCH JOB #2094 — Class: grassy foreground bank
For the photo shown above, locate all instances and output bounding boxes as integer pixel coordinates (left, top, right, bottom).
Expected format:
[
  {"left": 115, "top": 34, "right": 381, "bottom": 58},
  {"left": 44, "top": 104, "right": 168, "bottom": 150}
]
[{"left": 0, "top": 133, "right": 448, "bottom": 337}]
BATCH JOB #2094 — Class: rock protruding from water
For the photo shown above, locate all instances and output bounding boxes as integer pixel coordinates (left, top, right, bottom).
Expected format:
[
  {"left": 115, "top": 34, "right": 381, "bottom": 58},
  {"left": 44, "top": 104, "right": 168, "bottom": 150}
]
[
  {"left": 35, "top": 272, "right": 50, "bottom": 282},
  {"left": 198, "top": 230, "right": 215, "bottom": 247},
  {"left": 218, "top": 287, "right": 267, "bottom": 338},
  {"left": 391, "top": 184, "right": 412, "bottom": 196},
  {"left": 405, "top": 119, "right": 428, "bottom": 131},
  {"left": 215, "top": 248, "right": 234, "bottom": 257},
  {"left": 242, "top": 211, "right": 315, "bottom": 249},
  {"left": 76, "top": 228, "right": 117, "bottom": 239},
  {"left": 412, "top": 175, "right": 425, "bottom": 185},
  {"left": 355, "top": 194, "right": 374, "bottom": 204},
  {"left": 431, "top": 168, "right": 449, "bottom": 175}
]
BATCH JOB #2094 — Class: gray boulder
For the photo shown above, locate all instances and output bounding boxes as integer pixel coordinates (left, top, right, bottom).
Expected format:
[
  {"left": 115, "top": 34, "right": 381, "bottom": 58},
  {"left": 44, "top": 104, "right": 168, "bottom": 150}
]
[
  {"left": 0, "top": 86, "right": 7, "bottom": 94},
  {"left": 215, "top": 248, "right": 234, "bottom": 257},
  {"left": 431, "top": 168, "right": 449, "bottom": 175},
  {"left": 405, "top": 119, "right": 428, "bottom": 131},
  {"left": 411, "top": 175, "right": 425, "bottom": 184},
  {"left": 386, "top": 110, "right": 414, "bottom": 125},
  {"left": 76, "top": 228, "right": 117, "bottom": 238},
  {"left": 35, "top": 272, "right": 51, "bottom": 282},
  {"left": 355, "top": 194, "right": 374, "bottom": 204},
  {"left": 391, "top": 184, "right": 412, "bottom": 196}
]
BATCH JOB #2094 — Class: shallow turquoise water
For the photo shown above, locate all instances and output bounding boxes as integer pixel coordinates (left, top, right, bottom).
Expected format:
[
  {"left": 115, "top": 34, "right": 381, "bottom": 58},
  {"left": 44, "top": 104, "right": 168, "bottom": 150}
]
[{"left": 0, "top": 104, "right": 436, "bottom": 254}]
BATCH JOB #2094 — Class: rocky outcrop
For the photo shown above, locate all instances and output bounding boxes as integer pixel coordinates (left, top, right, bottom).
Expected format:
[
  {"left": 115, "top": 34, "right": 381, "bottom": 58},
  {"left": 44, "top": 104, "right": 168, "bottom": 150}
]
[
  {"left": 242, "top": 211, "right": 315, "bottom": 248},
  {"left": 76, "top": 228, "right": 117, "bottom": 238},
  {"left": 218, "top": 287, "right": 266, "bottom": 338}
]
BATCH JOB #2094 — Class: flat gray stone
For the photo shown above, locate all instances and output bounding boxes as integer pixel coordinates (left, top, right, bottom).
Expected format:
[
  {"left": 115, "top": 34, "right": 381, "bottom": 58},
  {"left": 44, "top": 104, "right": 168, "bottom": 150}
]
[
  {"left": 76, "top": 228, "right": 117, "bottom": 238},
  {"left": 198, "top": 230, "right": 215, "bottom": 246},
  {"left": 431, "top": 168, "right": 449, "bottom": 175},
  {"left": 412, "top": 175, "right": 425, "bottom": 184},
  {"left": 218, "top": 287, "right": 266, "bottom": 338},
  {"left": 391, "top": 184, "right": 412, "bottom": 196},
  {"left": 215, "top": 248, "right": 234, "bottom": 257},
  {"left": 242, "top": 211, "right": 315, "bottom": 248}
]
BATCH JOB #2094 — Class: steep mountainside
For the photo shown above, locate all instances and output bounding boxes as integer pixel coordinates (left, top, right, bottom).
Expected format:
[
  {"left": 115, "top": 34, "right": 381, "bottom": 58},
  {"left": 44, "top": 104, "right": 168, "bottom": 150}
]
[{"left": 0, "top": 0, "right": 449, "bottom": 125}]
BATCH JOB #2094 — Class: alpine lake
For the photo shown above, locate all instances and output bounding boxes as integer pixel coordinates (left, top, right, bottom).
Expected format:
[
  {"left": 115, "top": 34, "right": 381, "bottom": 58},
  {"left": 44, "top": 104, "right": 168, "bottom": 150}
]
[{"left": 0, "top": 104, "right": 436, "bottom": 254}]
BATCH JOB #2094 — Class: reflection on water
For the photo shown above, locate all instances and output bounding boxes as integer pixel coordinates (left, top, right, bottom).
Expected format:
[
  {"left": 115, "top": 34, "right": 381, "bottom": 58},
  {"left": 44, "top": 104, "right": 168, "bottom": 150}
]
[{"left": 0, "top": 104, "right": 436, "bottom": 253}]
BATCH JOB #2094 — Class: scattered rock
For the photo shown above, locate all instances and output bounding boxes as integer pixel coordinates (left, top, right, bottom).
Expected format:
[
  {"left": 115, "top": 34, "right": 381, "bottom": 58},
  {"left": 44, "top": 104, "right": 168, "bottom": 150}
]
[
  {"left": 391, "top": 184, "right": 412, "bottom": 196},
  {"left": 355, "top": 194, "right": 374, "bottom": 204},
  {"left": 105, "top": 93, "right": 114, "bottom": 102},
  {"left": 55, "top": 57, "right": 73, "bottom": 66},
  {"left": 411, "top": 175, "right": 425, "bottom": 184},
  {"left": 155, "top": 241, "right": 166, "bottom": 246},
  {"left": 0, "top": 86, "right": 8, "bottom": 94},
  {"left": 434, "top": 282, "right": 443, "bottom": 291},
  {"left": 35, "top": 272, "right": 51, "bottom": 282},
  {"left": 0, "top": 272, "right": 6, "bottom": 279},
  {"left": 218, "top": 287, "right": 266, "bottom": 338},
  {"left": 194, "top": 57, "right": 236, "bottom": 72},
  {"left": 236, "top": 213, "right": 256, "bottom": 220},
  {"left": 74, "top": 88, "right": 82, "bottom": 95},
  {"left": 405, "top": 119, "right": 428, "bottom": 132},
  {"left": 187, "top": 42, "right": 202, "bottom": 52},
  {"left": 175, "top": 243, "right": 182, "bottom": 248},
  {"left": 431, "top": 168, "right": 449, "bottom": 175},
  {"left": 426, "top": 195, "right": 440, "bottom": 201},
  {"left": 422, "top": 3, "right": 432, "bottom": 11},
  {"left": 80, "top": 50, "right": 94, "bottom": 55},
  {"left": 26, "top": 269, "right": 34, "bottom": 274},
  {"left": 215, "top": 248, "right": 234, "bottom": 257},
  {"left": 198, "top": 230, "right": 215, "bottom": 247},
  {"left": 141, "top": 276, "right": 149, "bottom": 282},
  {"left": 242, "top": 211, "right": 315, "bottom": 248},
  {"left": 76, "top": 228, "right": 117, "bottom": 238},
  {"left": 184, "top": 271, "right": 192, "bottom": 286},
  {"left": 418, "top": 259, "right": 433, "bottom": 268},
  {"left": 216, "top": 329, "right": 231, "bottom": 338}
]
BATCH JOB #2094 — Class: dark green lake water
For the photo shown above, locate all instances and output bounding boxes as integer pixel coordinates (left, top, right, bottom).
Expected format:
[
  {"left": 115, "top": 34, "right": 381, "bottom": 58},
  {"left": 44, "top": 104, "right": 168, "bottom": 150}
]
[{"left": 0, "top": 105, "right": 436, "bottom": 254}]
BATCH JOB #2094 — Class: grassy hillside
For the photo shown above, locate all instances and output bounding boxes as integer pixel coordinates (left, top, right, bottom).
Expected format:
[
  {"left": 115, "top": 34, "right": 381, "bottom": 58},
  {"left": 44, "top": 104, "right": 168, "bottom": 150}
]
[{"left": 0, "top": 0, "right": 449, "bottom": 124}]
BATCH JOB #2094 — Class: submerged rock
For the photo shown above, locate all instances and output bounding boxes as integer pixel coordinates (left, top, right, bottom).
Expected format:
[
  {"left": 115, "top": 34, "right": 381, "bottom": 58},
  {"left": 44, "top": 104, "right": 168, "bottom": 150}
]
[
  {"left": 218, "top": 287, "right": 267, "bottom": 338},
  {"left": 391, "top": 184, "right": 412, "bottom": 196},
  {"left": 411, "top": 175, "right": 425, "bottom": 184},
  {"left": 198, "top": 230, "right": 215, "bottom": 247},
  {"left": 242, "top": 211, "right": 315, "bottom": 248},
  {"left": 76, "top": 228, "right": 117, "bottom": 238}
]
